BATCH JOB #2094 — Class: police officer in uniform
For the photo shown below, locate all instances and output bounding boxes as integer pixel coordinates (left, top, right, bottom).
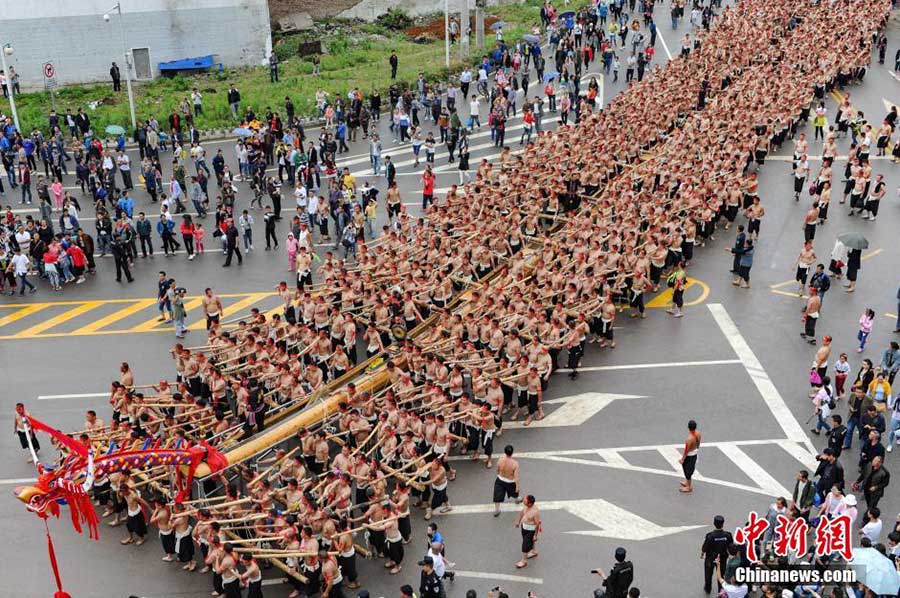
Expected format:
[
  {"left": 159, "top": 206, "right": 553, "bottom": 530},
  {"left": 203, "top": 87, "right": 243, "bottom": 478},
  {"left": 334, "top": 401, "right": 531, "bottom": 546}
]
[
  {"left": 111, "top": 236, "right": 134, "bottom": 283},
  {"left": 418, "top": 555, "right": 444, "bottom": 598},
  {"left": 592, "top": 546, "right": 634, "bottom": 598},
  {"left": 701, "top": 515, "right": 734, "bottom": 594}
]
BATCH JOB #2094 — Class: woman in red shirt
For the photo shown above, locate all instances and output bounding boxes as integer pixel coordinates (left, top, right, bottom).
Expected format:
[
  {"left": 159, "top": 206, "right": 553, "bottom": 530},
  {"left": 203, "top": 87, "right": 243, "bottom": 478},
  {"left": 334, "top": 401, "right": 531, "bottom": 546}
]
[
  {"left": 66, "top": 244, "right": 87, "bottom": 283},
  {"left": 43, "top": 249, "right": 61, "bottom": 291},
  {"left": 180, "top": 215, "right": 196, "bottom": 260}
]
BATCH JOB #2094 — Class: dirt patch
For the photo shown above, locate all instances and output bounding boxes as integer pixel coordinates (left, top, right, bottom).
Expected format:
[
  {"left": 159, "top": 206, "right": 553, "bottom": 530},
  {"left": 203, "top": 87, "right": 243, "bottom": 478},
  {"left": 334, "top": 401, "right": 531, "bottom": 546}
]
[
  {"left": 406, "top": 15, "right": 500, "bottom": 40},
  {"left": 268, "top": 0, "right": 362, "bottom": 22}
]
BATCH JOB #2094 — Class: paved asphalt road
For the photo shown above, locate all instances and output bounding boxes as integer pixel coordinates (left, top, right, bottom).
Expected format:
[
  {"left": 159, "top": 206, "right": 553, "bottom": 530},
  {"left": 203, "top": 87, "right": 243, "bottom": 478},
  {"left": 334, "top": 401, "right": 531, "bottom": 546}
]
[{"left": 3, "top": 11, "right": 900, "bottom": 598}]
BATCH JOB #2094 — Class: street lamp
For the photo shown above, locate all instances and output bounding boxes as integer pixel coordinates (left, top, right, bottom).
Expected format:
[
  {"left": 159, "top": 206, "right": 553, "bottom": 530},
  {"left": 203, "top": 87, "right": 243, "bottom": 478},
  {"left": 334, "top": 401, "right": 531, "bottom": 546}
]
[
  {"left": 0, "top": 43, "right": 20, "bottom": 131},
  {"left": 104, "top": 2, "right": 136, "bottom": 130}
]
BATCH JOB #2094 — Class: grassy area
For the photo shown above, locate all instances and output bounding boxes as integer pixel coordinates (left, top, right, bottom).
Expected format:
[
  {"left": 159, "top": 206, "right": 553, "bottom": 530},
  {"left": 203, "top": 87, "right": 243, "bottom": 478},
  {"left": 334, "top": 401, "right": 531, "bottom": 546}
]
[{"left": 0, "top": 0, "right": 586, "bottom": 137}]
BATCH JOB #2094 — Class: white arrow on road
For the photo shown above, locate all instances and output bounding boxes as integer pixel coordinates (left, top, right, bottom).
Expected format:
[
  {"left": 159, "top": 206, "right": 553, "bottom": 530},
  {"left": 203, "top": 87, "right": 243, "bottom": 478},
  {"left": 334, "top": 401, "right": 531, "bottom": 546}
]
[
  {"left": 883, "top": 97, "right": 898, "bottom": 113},
  {"left": 504, "top": 392, "right": 645, "bottom": 429},
  {"left": 446, "top": 498, "right": 702, "bottom": 540}
]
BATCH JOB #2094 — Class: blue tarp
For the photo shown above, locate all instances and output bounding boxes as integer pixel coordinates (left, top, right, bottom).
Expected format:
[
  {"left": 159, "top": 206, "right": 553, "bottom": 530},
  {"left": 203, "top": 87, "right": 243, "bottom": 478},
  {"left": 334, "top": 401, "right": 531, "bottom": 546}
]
[{"left": 158, "top": 55, "right": 214, "bottom": 72}]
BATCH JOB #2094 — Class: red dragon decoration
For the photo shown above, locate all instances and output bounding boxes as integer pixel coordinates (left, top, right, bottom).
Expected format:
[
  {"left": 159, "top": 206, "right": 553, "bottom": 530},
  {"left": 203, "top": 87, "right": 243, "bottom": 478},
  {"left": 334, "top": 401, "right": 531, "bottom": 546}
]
[{"left": 13, "top": 414, "right": 228, "bottom": 598}]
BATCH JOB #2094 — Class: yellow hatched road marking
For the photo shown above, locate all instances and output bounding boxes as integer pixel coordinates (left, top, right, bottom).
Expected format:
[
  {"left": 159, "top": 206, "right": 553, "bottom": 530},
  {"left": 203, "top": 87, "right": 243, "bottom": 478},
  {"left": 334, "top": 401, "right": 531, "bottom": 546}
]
[
  {"left": 69, "top": 299, "right": 158, "bottom": 335},
  {"left": 0, "top": 305, "right": 51, "bottom": 328},
  {"left": 130, "top": 297, "right": 205, "bottom": 332},
  {"left": 646, "top": 277, "right": 710, "bottom": 308},
  {"left": 187, "top": 293, "right": 271, "bottom": 330},
  {"left": 13, "top": 301, "right": 106, "bottom": 338}
]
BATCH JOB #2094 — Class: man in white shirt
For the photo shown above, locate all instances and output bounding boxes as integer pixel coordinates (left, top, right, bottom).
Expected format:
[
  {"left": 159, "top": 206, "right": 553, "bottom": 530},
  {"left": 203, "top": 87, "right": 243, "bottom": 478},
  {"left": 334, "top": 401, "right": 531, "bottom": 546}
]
[
  {"left": 191, "top": 89, "right": 203, "bottom": 116},
  {"left": 469, "top": 96, "right": 481, "bottom": 129},
  {"left": 117, "top": 150, "right": 132, "bottom": 190},
  {"left": 10, "top": 248, "right": 36, "bottom": 295},
  {"left": 307, "top": 194, "right": 319, "bottom": 234},
  {"left": 426, "top": 541, "right": 454, "bottom": 582},
  {"left": 14, "top": 225, "right": 31, "bottom": 257},
  {"left": 860, "top": 507, "right": 883, "bottom": 543},
  {"left": 294, "top": 182, "right": 308, "bottom": 211}
]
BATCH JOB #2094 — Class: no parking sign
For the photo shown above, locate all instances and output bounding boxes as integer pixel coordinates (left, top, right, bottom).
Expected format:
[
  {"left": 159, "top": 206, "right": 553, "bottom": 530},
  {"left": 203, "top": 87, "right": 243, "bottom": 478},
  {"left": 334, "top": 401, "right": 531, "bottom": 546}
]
[{"left": 43, "top": 62, "right": 55, "bottom": 79}]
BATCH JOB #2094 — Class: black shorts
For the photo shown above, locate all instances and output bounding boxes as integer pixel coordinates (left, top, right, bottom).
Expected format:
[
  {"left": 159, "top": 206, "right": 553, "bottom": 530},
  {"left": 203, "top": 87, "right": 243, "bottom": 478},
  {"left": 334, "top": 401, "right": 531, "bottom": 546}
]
[
  {"left": 161, "top": 531, "right": 176, "bottom": 554},
  {"left": 493, "top": 477, "right": 518, "bottom": 503},
  {"left": 796, "top": 267, "right": 809, "bottom": 284},
  {"left": 601, "top": 319, "right": 614, "bottom": 340},
  {"left": 521, "top": 528, "right": 537, "bottom": 553},
  {"left": 672, "top": 289, "right": 684, "bottom": 308},
  {"left": 517, "top": 389, "right": 528, "bottom": 408},
  {"left": 17, "top": 430, "right": 39, "bottom": 450},
  {"left": 177, "top": 534, "right": 195, "bottom": 562},
  {"left": 682, "top": 454, "right": 697, "bottom": 481},
  {"left": 206, "top": 313, "right": 220, "bottom": 329},
  {"left": 127, "top": 512, "right": 148, "bottom": 537},
  {"left": 528, "top": 392, "right": 539, "bottom": 415},
  {"left": 431, "top": 486, "right": 448, "bottom": 508}
]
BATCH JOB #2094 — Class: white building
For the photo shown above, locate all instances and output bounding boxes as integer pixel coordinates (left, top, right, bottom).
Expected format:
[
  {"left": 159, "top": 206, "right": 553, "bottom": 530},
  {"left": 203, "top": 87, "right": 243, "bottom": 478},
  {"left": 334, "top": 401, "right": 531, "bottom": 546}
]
[{"left": 0, "top": 0, "right": 272, "bottom": 88}]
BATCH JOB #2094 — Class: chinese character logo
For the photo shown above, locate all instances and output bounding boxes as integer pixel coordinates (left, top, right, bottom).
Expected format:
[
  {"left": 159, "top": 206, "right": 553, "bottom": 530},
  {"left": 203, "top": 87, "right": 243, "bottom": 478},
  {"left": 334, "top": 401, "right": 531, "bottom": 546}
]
[
  {"left": 815, "top": 514, "right": 853, "bottom": 561},
  {"left": 734, "top": 512, "right": 769, "bottom": 563},
  {"left": 773, "top": 515, "right": 809, "bottom": 557}
]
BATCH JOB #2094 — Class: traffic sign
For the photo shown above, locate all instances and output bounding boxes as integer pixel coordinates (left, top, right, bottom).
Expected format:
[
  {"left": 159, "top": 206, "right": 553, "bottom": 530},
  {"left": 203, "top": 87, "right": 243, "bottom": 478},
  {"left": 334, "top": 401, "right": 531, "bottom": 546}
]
[{"left": 43, "top": 62, "right": 55, "bottom": 79}]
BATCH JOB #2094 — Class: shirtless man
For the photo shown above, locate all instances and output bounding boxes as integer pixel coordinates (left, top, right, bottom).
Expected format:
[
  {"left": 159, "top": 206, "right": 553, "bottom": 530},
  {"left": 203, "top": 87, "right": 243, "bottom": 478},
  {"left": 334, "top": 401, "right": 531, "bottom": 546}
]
[
  {"left": 801, "top": 287, "right": 822, "bottom": 345},
  {"left": 119, "top": 362, "right": 135, "bottom": 389},
  {"left": 596, "top": 293, "right": 617, "bottom": 348},
  {"left": 202, "top": 287, "right": 224, "bottom": 330},
  {"left": 172, "top": 502, "right": 196, "bottom": 570},
  {"left": 13, "top": 403, "right": 40, "bottom": 463},
  {"left": 514, "top": 495, "right": 541, "bottom": 568},
  {"left": 296, "top": 246, "right": 313, "bottom": 290},
  {"left": 150, "top": 498, "right": 176, "bottom": 561},
  {"left": 679, "top": 420, "right": 701, "bottom": 493},
  {"left": 493, "top": 444, "right": 522, "bottom": 516},
  {"left": 119, "top": 473, "right": 150, "bottom": 546},
  {"left": 425, "top": 458, "right": 452, "bottom": 520},
  {"left": 218, "top": 543, "right": 241, "bottom": 598},
  {"left": 795, "top": 240, "right": 817, "bottom": 297}
]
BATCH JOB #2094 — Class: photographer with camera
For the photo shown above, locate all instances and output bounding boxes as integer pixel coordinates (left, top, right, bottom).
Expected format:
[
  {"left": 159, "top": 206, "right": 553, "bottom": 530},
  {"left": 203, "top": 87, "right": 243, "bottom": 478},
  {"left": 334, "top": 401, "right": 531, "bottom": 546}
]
[{"left": 592, "top": 546, "right": 635, "bottom": 598}]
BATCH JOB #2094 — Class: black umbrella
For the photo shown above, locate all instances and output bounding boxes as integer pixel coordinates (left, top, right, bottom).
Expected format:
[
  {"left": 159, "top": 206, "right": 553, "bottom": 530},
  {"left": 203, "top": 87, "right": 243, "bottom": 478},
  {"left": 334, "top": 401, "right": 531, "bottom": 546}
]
[{"left": 837, "top": 232, "right": 869, "bottom": 250}]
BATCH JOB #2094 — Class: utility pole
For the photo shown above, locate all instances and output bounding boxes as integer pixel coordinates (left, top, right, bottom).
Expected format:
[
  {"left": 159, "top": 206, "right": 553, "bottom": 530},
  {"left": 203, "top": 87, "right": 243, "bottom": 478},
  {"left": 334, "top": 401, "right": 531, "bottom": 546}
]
[
  {"left": 459, "top": 0, "right": 470, "bottom": 60},
  {"left": 444, "top": 0, "right": 451, "bottom": 69},
  {"left": 475, "top": 0, "right": 486, "bottom": 49}
]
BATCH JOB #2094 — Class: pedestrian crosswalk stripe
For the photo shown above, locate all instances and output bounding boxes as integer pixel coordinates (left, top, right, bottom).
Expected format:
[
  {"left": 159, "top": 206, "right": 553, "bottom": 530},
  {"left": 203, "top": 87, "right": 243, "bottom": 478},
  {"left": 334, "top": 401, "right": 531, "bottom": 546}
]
[
  {"left": 0, "top": 292, "right": 288, "bottom": 340},
  {"left": 13, "top": 301, "right": 105, "bottom": 338},
  {"left": 67, "top": 298, "right": 159, "bottom": 336},
  {"left": 0, "top": 305, "right": 51, "bottom": 328},
  {"left": 187, "top": 293, "right": 270, "bottom": 330},
  {"left": 129, "top": 297, "right": 204, "bottom": 332}
]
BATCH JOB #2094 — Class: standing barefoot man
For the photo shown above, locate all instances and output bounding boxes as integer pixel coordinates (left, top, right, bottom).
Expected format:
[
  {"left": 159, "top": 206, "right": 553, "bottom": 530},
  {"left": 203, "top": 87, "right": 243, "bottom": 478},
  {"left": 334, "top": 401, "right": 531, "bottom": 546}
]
[
  {"left": 679, "top": 420, "right": 701, "bottom": 493},
  {"left": 494, "top": 444, "right": 522, "bottom": 516},
  {"left": 514, "top": 495, "right": 541, "bottom": 569}
]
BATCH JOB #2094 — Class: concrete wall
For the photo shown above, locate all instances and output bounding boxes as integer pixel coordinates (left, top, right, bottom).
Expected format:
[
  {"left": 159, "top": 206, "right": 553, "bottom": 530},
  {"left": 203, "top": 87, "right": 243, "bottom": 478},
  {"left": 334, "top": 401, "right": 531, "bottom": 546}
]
[
  {"left": 338, "top": 0, "right": 510, "bottom": 21},
  {"left": 0, "top": 0, "right": 271, "bottom": 88}
]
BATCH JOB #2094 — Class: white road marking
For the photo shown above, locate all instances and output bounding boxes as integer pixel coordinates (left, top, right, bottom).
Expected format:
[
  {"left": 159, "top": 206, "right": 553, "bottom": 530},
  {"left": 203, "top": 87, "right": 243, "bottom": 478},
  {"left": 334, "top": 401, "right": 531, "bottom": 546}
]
[
  {"left": 707, "top": 303, "right": 810, "bottom": 445},
  {"left": 446, "top": 498, "right": 701, "bottom": 540},
  {"left": 486, "top": 438, "right": 814, "bottom": 498},
  {"left": 0, "top": 477, "right": 37, "bottom": 485},
  {"left": 883, "top": 97, "right": 898, "bottom": 112},
  {"left": 505, "top": 392, "right": 645, "bottom": 428},
  {"left": 657, "top": 28, "right": 673, "bottom": 60},
  {"left": 717, "top": 443, "right": 791, "bottom": 497},
  {"left": 767, "top": 154, "right": 891, "bottom": 162},
  {"left": 38, "top": 392, "right": 109, "bottom": 400},
  {"left": 775, "top": 439, "right": 818, "bottom": 469},
  {"left": 553, "top": 358, "right": 741, "bottom": 374},
  {"left": 453, "top": 570, "right": 544, "bottom": 585}
]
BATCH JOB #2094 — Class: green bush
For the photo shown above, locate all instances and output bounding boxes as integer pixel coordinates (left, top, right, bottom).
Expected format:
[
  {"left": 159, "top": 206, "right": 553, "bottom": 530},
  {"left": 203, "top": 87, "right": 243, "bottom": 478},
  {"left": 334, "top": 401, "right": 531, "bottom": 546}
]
[{"left": 375, "top": 7, "right": 413, "bottom": 31}]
